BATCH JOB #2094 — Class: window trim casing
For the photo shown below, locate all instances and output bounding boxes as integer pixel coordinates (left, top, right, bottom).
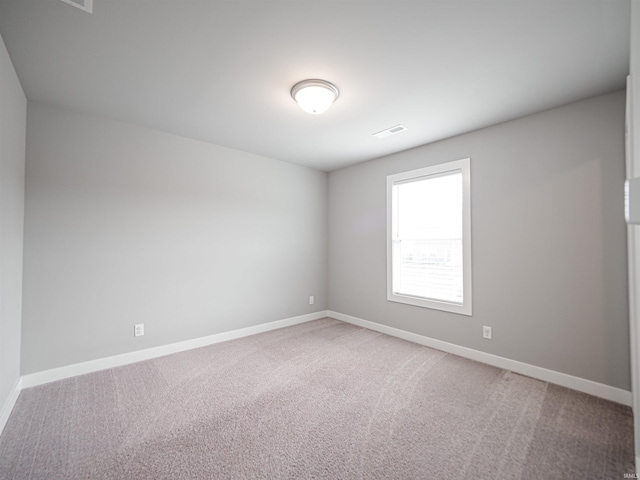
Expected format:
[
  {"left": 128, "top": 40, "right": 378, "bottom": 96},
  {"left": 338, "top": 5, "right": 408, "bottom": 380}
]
[{"left": 386, "top": 158, "right": 472, "bottom": 316}]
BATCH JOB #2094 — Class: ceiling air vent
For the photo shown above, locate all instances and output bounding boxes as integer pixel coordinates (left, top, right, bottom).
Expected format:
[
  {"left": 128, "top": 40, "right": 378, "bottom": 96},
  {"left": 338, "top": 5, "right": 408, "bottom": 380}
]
[
  {"left": 59, "top": 0, "right": 93, "bottom": 14},
  {"left": 373, "top": 124, "right": 408, "bottom": 139}
]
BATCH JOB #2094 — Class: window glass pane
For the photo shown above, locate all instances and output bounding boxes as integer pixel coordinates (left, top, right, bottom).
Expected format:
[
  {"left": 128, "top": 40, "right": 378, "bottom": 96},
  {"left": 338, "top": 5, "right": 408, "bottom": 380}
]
[{"left": 392, "top": 171, "right": 463, "bottom": 304}]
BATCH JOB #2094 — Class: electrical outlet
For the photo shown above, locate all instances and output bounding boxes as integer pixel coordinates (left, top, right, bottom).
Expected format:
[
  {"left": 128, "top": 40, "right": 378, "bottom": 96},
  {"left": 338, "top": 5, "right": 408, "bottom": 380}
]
[
  {"left": 309, "top": 295, "right": 315, "bottom": 305},
  {"left": 134, "top": 323, "right": 144, "bottom": 337},
  {"left": 483, "top": 326, "right": 492, "bottom": 340}
]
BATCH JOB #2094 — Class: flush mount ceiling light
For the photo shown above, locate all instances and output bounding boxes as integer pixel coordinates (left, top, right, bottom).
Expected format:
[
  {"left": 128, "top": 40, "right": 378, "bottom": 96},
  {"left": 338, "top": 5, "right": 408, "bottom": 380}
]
[{"left": 291, "top": 79, "right": 339, "bottom": 114}]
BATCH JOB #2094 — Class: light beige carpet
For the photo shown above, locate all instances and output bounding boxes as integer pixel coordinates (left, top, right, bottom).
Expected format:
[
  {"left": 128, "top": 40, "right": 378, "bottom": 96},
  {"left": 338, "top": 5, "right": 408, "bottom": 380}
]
[{"left": 0, "top": 318, "right": 634, "bottom": 479}]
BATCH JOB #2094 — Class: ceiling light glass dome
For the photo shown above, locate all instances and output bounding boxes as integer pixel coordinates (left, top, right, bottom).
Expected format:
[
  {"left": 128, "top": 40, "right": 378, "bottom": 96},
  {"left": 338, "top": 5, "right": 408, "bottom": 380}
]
[{"left": 291, "top": 79, "right": 339, "bottom": 114}]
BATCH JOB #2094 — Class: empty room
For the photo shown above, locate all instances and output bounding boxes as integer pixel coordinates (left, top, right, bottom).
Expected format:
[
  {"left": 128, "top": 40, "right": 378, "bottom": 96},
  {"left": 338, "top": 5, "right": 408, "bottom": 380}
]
[{"left": 1, "top": 0, "right": 640, "bottom": 478}]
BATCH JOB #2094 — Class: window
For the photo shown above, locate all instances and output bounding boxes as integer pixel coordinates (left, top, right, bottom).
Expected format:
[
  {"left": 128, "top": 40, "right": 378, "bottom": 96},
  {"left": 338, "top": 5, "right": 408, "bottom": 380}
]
[{"left": 387, "top": 158, "right": 472, "bottom": 315}]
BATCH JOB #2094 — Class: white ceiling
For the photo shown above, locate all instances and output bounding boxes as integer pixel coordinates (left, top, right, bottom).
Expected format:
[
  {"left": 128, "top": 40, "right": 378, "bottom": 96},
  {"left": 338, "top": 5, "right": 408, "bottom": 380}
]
[{"left": 0, "top": 0, "right": 631, "bottom": 171}]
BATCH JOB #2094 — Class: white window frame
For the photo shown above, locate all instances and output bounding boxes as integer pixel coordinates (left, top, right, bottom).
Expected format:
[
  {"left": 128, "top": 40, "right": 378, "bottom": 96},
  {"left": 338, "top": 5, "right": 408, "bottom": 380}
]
[{"left": 386, "top": 158, "right": 472, "bottom": 316}]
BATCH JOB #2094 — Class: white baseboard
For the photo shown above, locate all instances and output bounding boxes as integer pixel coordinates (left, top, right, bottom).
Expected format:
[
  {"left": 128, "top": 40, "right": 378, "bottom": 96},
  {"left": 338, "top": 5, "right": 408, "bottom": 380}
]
[
  {"left": 21, "top": 311, "right": 329, "bottom": 389},
  {"left": 16, "top": 309, "right": 632, "bottom": 407},
  {"left": 0, "top": 379, "right": 22, "bottom": 435},
  {"left": 328, "top": 310, "right": 633, "bottom": 406}
]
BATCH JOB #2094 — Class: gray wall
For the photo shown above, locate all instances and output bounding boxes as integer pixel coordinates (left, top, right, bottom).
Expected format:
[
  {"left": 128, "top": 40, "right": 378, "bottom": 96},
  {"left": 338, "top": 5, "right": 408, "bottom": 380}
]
[
  {"left": 0, "top": 33, "right": 26, "bottom": 411},
  {"left": 328, "top": 90, "right": 630, "bottom": 390},
  {"left": 21, "top": 102, "right": 327, "bottom": 374}
]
